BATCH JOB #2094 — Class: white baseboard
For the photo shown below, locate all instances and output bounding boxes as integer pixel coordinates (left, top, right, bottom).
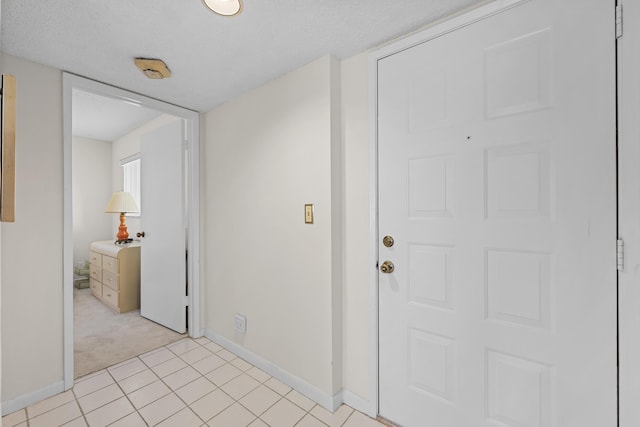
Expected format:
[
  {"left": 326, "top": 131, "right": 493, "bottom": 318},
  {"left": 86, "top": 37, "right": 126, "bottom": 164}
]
[
  {"left": 205, "top": 329, "right": 343, "bottom": 412},
  {"left": 343, "top": 389, "right": 375, "bottom": 417},
  {"left": 2, "top": 380, "right": 64, "bottom": 416},
  {"left": 332, "top": 389, "right": 344, "bottom": 412}
]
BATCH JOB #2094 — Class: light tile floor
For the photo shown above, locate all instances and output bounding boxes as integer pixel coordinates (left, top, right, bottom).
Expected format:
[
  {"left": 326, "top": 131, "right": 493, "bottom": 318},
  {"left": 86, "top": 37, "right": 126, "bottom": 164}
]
[{"left": 3, "top": 337, "right": 386, "bottom": 427}]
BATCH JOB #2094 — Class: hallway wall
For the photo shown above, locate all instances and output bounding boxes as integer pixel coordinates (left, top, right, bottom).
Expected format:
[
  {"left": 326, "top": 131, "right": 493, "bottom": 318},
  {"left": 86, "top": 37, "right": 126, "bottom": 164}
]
[
  {"left": 0, "top": 53, "right": 64, "bottom": 406},
  {"left": 204, "top": 55, "right": 344, "bottom": 403}
]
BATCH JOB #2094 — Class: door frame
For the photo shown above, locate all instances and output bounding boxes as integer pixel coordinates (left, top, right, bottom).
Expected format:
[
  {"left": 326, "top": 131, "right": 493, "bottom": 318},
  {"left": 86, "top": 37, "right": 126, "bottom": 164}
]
[
  {"left": 617, "top": 0, "right": 640, "bottom": 425},
  {"left": 367, "top": 0, "right": 586, "bottom": 419},
  {"left": 61, "top": 73, "right": 202, "bottom": 389}
]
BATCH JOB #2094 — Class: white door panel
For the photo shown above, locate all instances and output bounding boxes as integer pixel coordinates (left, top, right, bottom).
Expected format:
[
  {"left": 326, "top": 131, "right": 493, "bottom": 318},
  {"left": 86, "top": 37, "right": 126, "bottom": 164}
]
[
  {"left": 140, "top": 120, "right": 187, "bottom": 333},
  {"left": 377, "top": 1, "right": 616, "bottom": 426}
]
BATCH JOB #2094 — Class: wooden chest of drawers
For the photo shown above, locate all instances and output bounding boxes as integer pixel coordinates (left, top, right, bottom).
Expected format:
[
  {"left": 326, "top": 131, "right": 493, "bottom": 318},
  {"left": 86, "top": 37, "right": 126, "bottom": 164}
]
[{"left": 89, "top": 240, "right": 141, "bottom": 313}]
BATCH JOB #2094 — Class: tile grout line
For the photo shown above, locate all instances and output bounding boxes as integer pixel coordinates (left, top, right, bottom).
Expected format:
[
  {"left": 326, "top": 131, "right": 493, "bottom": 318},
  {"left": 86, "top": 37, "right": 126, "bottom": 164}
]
[
  {"left": 135, "top": 347, "right": 190, "bottom": 426},
  {"left": 71, "top": 383, "right": 92, "bottom": 427},
  {"left": 112, "top": 343, "right": 212, "bottom": 426},
  {"left": 133, "top": 338, "right": 241, "bottom": 422},
  {"left": 103, "top": 356, "right": 152, "bottom": 426},
  {"left": 177, "top": 339, "right": 262, "bottom": 425},
  {"left": 291, "top": 405, "right": 330, "bottom": 427},
  {"left": 166, "top": 340, "right": 248, "bottom": 423},
  {"left": 133, "top": 338, "right": 251, "bottom": 426},
  {"left": 24, "top": 389, "right": 81, "bottom": 427},
  {"left": 154, "top": 339, "right": 233, "bottom": 425},
  {"left": 9, "top": 336, "right": 379, "bottom": 427},
  {"left": 131, "top": 342, "right": 209, "bottom": 424},
  {"left": 159, "top": 338, "right": 303, "bottom": 426},
  {"left": 341, "top": 411, "right": 354, "bottom": 427}
]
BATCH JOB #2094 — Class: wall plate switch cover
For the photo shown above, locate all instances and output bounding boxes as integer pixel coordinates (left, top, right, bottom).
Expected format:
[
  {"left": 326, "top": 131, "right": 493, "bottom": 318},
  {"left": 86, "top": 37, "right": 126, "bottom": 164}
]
[
  {"left": 234, "top": 313, "right": 247, "bottom": 333},
  {"left": 305, "top": 204, "right": 314, "bottom": 224}
]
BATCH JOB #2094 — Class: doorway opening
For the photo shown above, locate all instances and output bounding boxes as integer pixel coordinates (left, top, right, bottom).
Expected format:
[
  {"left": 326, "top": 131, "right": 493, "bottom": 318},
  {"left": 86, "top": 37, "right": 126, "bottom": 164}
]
[{"left": 62, "top": 73, "right": 202, "bottom": 389}]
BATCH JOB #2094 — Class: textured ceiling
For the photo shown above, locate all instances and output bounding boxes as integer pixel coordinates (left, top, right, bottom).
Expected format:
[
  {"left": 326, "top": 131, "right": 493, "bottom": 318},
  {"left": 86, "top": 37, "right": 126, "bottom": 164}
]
[{"left": 2, "top": 0, "right": 486, "bottom": 113}]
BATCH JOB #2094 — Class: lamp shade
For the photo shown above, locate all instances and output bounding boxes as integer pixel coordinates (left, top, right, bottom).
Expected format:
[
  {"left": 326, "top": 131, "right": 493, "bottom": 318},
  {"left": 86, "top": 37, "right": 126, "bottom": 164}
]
[
  {"left": 202, "top": 0, "right": 242, "bottom": 16},
  {"left": 104, "top": 191, "right": 139, "bottom": 214}
]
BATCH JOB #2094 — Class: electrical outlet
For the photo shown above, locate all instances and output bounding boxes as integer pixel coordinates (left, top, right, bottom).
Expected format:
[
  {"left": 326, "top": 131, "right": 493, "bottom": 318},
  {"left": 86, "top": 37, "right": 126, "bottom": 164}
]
[{"left": 234, "top": 313, "right": 247, "bottom": 333}]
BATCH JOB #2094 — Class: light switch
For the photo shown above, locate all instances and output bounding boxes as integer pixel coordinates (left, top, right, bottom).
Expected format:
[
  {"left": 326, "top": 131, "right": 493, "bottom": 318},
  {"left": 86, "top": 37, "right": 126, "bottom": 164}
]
[{"left": 305, "top": 204, "right": 314, "bottom": 224}]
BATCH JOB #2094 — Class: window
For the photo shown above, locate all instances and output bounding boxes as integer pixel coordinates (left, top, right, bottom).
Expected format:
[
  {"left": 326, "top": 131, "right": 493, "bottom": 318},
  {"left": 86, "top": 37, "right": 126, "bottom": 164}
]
[{"left": 121, "top": 154, "right": 141, "bottom": 217}]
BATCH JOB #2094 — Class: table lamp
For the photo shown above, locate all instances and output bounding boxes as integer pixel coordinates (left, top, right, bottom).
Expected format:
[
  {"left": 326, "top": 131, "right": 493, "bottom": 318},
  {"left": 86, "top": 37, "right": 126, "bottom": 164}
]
[{"left": 104, "top": 191, "right": 139, "bottom": 243}]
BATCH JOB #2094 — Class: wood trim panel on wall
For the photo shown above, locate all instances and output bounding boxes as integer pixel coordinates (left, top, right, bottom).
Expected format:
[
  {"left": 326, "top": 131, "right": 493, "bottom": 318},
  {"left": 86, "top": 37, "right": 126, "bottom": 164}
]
[{"left": 1, "top": 74, "right": 16, "bottom": 222}]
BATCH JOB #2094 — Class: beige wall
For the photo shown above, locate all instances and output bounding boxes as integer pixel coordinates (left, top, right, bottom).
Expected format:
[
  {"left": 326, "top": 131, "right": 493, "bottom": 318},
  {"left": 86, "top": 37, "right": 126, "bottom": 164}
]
[
  {"left": 1, "top": 54, "right": 64, "bottom": 403},
  {"left": 204, "top": 55, "right": 344, "bottom": 399},
  {"left": 340, "top": 53, "right": 371, "bottom": 402},
  {"left": 72, "top": 136, "right": 113, "bottom": 264}
]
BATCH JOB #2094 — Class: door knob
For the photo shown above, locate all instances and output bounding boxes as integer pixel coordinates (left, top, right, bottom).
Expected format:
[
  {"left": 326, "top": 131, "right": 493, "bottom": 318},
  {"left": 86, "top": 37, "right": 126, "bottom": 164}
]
[
  {"left": 380, "top": 260, "right": 395, "bottom": 274},
  {"left": 137, "top": 231, "right": 145, "bottom": 238}
]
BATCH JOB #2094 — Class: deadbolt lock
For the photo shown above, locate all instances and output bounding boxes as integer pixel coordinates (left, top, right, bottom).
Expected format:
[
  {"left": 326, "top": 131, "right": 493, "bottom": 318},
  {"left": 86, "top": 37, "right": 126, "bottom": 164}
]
[
  {"left": 383, "top": 235, "right": 395, "bottom": 248},
  {"left": 380, "top": 260, "right": 395, "bottom": 274}
]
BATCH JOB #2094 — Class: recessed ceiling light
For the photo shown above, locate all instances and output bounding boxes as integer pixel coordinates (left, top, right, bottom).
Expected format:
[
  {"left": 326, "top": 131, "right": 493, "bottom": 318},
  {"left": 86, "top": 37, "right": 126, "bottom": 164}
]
[{"left": 202, "top": 0, "right": 243, "bottom": 16}]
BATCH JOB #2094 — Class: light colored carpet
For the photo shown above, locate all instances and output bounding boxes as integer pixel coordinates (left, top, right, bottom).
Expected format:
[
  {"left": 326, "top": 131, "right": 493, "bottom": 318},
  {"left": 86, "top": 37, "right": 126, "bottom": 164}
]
[{"left": 74, "top": 287, "right": 186, "bottom": 378}]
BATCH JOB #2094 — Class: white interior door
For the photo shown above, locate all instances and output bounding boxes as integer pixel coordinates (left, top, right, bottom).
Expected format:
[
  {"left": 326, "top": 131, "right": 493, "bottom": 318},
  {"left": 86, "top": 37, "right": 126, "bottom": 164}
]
[
  {"left": 140, "top": 120, "right": 187, "bottom": 333},
  {"left": 377, "top": 1, "right": 617, "bottom": 426}
]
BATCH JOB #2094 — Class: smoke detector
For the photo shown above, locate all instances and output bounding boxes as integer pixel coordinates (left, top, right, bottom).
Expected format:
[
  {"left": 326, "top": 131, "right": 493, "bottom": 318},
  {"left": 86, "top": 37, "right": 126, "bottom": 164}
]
[{"left": 134, "top": 58, "right": 171, "bottom": 79}]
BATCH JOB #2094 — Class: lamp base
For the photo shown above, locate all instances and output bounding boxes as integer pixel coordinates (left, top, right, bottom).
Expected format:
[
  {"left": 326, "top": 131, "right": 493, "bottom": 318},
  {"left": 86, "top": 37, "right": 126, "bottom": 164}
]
[{"left": 116, "top": 212, "right": 129, "bottom": 241}]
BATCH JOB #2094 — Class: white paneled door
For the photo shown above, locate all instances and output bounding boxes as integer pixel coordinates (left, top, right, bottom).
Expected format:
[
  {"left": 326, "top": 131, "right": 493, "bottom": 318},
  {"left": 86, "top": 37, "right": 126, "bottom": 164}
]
[
  {"left": 140, "top": 120, "right": 187, "bottom": 333},
  {"left": 377, "top": 1, "right": 617, "bottom": 426}
]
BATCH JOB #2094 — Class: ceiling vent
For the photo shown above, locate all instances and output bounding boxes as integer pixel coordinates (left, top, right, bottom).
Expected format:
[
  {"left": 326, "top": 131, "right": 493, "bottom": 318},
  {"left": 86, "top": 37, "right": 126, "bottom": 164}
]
[{"left": 134, "top": 58, "right": 171, "bottom": 79}]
